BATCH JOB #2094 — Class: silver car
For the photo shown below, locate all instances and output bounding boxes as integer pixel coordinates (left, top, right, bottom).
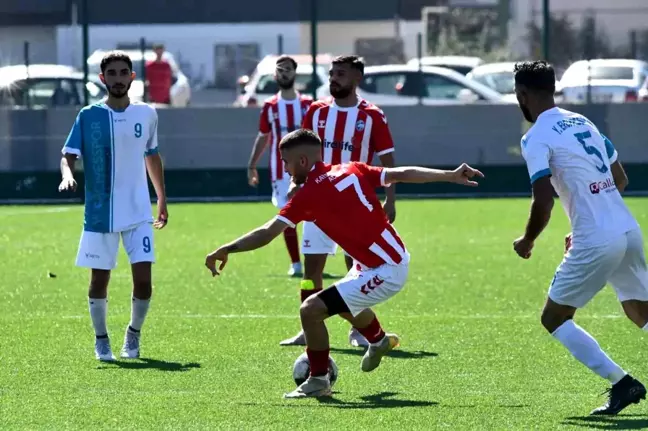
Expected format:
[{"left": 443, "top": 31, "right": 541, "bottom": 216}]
[{"left": 559, "top": 59, "right": 648, "bottom": 104}]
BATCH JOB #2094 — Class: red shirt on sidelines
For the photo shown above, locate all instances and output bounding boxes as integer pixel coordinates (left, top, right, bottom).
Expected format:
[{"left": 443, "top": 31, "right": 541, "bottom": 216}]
[
  {"left": 259, "top": 93, "right": 313, "bottom": 181},
  {"left": 301, "top": 98, "right": 395, "bottom": 165},
  {"left": 145, "top": 60, "right": 173, "bottom": 104},
  {"left": 277, "top": 161, "right": 407, "bottom": 268}
]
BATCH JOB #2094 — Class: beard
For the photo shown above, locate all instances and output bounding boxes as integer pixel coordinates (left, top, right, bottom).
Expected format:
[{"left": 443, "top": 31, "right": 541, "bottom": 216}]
[
  {"left": 519, "top": 104, "right": 533, "bottom": 123},
  {"left": 107, "top": 82, "right": 131, "bottom": 98},
  {"left": 329, "top": 84, "right": 352, "bottom": 99},
  {"left": 277, "top": 77, "right": 295, "bottom": 90},
  {"left": 293, "top": 173, "right": 307, "bottom": 185}
]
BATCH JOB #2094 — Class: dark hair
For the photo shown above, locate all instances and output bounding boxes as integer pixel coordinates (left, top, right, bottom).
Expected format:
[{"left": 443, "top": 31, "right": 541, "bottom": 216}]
[
  {"left": 152, "top": 43, "right": 165, "bottom": 51},
  {"left": 279, "top": 129, "right": 321, "bottom": 151},
  {"left": 276, "top": 55, "right": 297, "bottom": 70},
  {"left": 514, "top": 60, "right": 556, "bottom": 94},
  {"left": 100, "top": 51, "right": 133, "bottom": 73},
  {"left": 332, "top": 55, "right": 365, "bottom": 75}
]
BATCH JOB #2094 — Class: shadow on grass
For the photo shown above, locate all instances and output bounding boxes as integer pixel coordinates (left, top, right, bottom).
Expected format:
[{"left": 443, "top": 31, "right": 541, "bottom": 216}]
[
  {"left": 562, "top": 414, "right": 648, "bottom": 430},
  {"left": 315, "top": 391, "right": 438, "bottom": 409},
  {"left": 97, "top": 358, "right": 201, "bottom": 372},
  {"left": 329, "top": 347, "right": 439, "bottom": 360}
]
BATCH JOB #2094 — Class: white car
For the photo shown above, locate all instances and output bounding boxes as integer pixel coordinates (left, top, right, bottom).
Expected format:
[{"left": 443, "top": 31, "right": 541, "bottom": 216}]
[
  {"left": 354, "top": 64, "right": 512, "bottom": 106},
  {"left": 87, "top": 49, "right": 191, "bottom": 107},
  {"left": 559, "top": 59, "right": 648, "bottom": 104},
  {"left": 407, "top": 56, "right": 484, "bottom": 75},
  {"left": 235, "top": 54, "right": 332, "bottom": 107}
]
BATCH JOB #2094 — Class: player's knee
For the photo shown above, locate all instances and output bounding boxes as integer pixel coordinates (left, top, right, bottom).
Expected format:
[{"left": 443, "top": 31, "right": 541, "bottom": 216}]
[
  {"left": 300, "top": 295, "right": 327, "bottom": 322},
  {"left": 540, "top": 308, "right": 571, "bottom": 333},
  {"left": 133, "top": 280, "right": 152, "bottom": 300}
]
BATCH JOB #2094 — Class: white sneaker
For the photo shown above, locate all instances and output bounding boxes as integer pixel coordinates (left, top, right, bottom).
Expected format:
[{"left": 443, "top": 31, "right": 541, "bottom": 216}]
[
  {"left": 279, "top": 330, "right": 306, "bottom": 346},
  {"left": 288, "top": 263, "right": 303, "bottom": 277},
  {"left": 361, "top": 333, "right": 400, "bottom": 372},
  {"left": 349, "top": 327, "right": 369, "bottom": 348},
  {"left": 120, "top": 330, "right": 140, "bottom": 359},
  {"left": 284, "top": 375, "right": 332, "bottom": 398},
  {"left": 95, "top": 337, "right": 116, "bottom": 362}
]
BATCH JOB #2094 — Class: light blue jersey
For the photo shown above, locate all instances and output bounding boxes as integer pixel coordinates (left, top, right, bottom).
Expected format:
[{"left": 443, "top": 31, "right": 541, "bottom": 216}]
[
  {"left": 62, "top": 101, "right": 159, "bottom": 233},
  {"left": 521, "top": 107, "right": 637, "bottom": 248}
]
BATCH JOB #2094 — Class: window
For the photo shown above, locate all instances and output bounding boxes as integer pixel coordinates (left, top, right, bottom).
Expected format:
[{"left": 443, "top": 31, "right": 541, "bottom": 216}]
[
  {"left": 255, "top": 72, "right": 323, "bottom": 95},
  {"left": 360, "top": 73, "right": 407, "bottom": 95},
  {"left": 423, "top": 74, "right": 468, "bottom": 99}
]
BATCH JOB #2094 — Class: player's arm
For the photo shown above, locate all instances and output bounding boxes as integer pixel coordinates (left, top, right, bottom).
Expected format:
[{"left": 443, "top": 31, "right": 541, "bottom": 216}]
[
  {"left": 382, "top": 164, "right": 483, "bottom": 186},
  {"left": 523, "top": 177, "right": 555, "bottom": 242},
  {"left": 371, "top": 109, "right": 397, "bottom": 221},
  {"left": 145, "top": 110, "right": 168, "bottom": 228},
  {"left": 59, "top": 112, "right": 83, "bottom": 192},
  {"left": 205, "top": 217, "right": 289, "bottom": 276},
  {"left": 602, "top": 134, "right": 628, "bottom": 192},
  {"left": 248, "top": 103, "right": 272, "bottom": 187}
]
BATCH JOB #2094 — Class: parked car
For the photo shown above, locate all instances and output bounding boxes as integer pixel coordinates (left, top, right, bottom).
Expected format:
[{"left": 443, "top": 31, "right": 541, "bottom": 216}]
[
  {"left": 467, "top": 62, "right": 564, "bottom": 102},
  {"left": 559, "top": 59, "right": 648, "bottom": 104},
  {"left": 407, "top": 56, "right": 484, "bottom": 75},
  {"left": 349, "top": 64, "right": 513, "bottom": 106},
  {"left": 638, "top": 76, "right": 648, "bottom": 102},
  {"left": 0, "top": 64, "right": 107, "bottom": 108},
  {"left": 87, "top": 49, "right": 191, "bottom": 107},
  {"left": 234, "top": 54, "right": 333, "bottom": 107}
]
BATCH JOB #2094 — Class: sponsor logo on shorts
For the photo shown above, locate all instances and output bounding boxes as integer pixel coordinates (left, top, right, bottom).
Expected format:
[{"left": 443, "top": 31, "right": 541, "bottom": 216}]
[
  {"left": 303, "top": 240, "right": 310, "bottom": 248},
  {"left": 589, "top": 177, "right": 615, "bottom": 194},
  {"left": 360, "top": 275, "right": 385, "bottom": 295},
  {"left": 85, "top": 253, "right": 100, "bottom": 259}
]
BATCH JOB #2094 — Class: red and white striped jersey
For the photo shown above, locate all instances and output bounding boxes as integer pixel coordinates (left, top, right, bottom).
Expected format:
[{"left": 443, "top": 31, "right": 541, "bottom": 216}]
[
  {"left": 301, "top": 98, "right": 395, "bottom": 165},
  {"left": 259, "top": 93, "right": 313, "bottom": 181},
  {"left": 277, "top": 162, "right": 407, "bottom": 268}
]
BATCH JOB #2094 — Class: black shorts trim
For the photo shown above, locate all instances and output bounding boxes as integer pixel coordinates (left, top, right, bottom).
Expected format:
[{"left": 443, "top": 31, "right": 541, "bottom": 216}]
[{"left": 317, "top": 286, "right": 350, "bottom": 316}]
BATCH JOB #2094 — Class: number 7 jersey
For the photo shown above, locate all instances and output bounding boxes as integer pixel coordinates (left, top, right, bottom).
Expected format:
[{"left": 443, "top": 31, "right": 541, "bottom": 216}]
[
  {"left": 277, "top": 162, "right": 407, "bottom": 268},
  {"left": 521, "top": 107, "right": 638, "bottom": 248}
]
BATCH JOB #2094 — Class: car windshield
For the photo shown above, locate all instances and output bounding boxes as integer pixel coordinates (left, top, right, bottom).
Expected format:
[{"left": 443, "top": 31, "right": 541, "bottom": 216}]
[
  {"left": 255, "top": 73, "right": 322, "bottom": 95},
  {"left": 472, "top": 71, "right": 514, "bottom": 94}
]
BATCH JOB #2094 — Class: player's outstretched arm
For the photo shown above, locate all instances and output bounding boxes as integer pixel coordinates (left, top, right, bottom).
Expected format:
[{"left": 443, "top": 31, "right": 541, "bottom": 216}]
[
  {"left": 205, "top": 217, "right": 289, "bottom": 276},
  {"left": 383, "top": 163, "right": 484, "bottom": 186}
]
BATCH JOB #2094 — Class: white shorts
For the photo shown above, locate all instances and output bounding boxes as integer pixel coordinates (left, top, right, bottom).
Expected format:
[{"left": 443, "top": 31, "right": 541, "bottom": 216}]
[
  {"left": 302, "top": 221, "right": 338, "bottom": 255},
  {"left": 336, "top": 254, "right": 410, "bottom": 317},
  {"left": 549, "top": 229, "right": 648, "bottom": 308},
  {"left": 75, "top": 222, "right": 155, "bottom": 270},
  {"left": 271, "top": 176, "right": 292, "bottom": 209}
]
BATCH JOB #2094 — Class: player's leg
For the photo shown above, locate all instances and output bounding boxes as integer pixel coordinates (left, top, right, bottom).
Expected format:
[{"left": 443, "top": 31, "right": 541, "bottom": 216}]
[
  {"left": 76, "top": 230, "right": 120, "bottom": 361},
  {"left": 342, "top": 255, "right": 369, "bottom": 348},
  {"left": 546, "top": 238, "right": 643, "bottom": 415},
  {"left": 280, "top": 221, "right": 334, "bottom": 346},
  {"left": 272, "top": 178, "right": 302, "bottom": 277},
  {"left": 120, "top": 223, "right": 156, "bottom": 359},
  {"left": 611, "top": 229, "right": 648, "bottom": 328}
]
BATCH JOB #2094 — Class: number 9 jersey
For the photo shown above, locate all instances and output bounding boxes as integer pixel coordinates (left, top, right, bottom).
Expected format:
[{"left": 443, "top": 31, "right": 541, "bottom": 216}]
[
  {"left": 520, "top": 107, "right": 638, "bottom": 249},
  {"left": 277, "top": 162, "right": 408, "bottom": 269}
]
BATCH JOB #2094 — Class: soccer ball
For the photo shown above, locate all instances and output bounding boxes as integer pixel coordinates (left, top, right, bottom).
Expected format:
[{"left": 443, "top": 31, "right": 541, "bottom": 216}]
[{"left": 292, "top": 352, "right": 338, "bottom": 387}]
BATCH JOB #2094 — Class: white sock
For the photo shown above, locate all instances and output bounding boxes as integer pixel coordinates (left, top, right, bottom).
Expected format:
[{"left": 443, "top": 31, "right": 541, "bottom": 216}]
[
  {"left": 552, "top": 320, "right": 627, "bottom": 384},
  {"left": 129, "top": 297, "right": 151, "bottom": 332},
  {"left": 88, "top": 298, "right": 108, "bottom": 338},
  {"left": 642, "top": 322, "right": 648, "bottom": 331}
]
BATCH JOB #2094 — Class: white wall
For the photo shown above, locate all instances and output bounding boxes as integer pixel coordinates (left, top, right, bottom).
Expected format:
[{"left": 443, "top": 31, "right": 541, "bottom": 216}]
[
  {"left": 56, "top": 23, "right": 302, "bottom": 84},
  {"left": 0, "top": 26, "right": 58, "bottom": 66}
]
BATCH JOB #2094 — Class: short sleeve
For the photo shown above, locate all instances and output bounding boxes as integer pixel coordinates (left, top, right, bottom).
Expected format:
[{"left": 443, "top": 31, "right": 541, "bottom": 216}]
[
  {"left": 145, "top": 108, "right": 159, "bottom": 156},
  {"left": 601, "top": 133, "right": 618, "bottom": 164},
  {"left": 353, "top": 162, "right": 387, "bottom": 188},
  {"left": 521, "top": 137, "right": 551, "bottom": 184},
  {"left": 369, "top": 109, "right": 395, "bottom": 156},
  {"left": 259, "top": 103, "right": 271, "bottom": 134},
  {"left": 301, "top": 103, "right": 317, "bottom": 130},
  {"left": 277, "top": 188, "right": 313, "bottom": 228},
  {"left": 62, "top": 111, "right": 83, "bottom": 158}
]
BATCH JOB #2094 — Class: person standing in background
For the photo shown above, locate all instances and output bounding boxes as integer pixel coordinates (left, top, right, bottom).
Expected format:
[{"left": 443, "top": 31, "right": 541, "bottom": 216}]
[{"left": 146, "top": 44, "right": 173, "bottom": 105}]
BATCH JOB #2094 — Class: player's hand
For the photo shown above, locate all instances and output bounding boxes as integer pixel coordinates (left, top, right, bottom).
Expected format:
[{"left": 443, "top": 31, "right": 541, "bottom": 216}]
[
  {"left": 205, "top": 247, "right": 228, "bottom": 277},
  {"left": 383, "top": 200, "right": 396, "bottom": 223},
  {"left": 154, "top": 198, "right": 168, "bottom": 229},
  {"left": 513, "top": 236, "right": 534, "bottom": 259},
  {"left": 247, "top": 166, "right": 259, "bottom": 187},
  {"left": 564, "top": 232, "right": 573, "bottom": 254},
  {"left": 287, "top": 180, "right": 300, "bottom": 200},
  {"left": 58, "top": 177, "right": 77, "bottom": 192},
  {"left": 452, "top": 163, "right": 484, "bottom": 187}
]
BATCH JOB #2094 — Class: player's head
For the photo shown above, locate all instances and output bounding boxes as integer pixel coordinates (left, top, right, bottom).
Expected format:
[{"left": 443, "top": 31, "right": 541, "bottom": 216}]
[
  {"left": 99, "top": 51, "right": 135, "bottom": 99},
  {"left": 153, "top": 43, "right": 165, "bottom": 60},
  {"left": 329, "top": 55, "right": 364, "bottom": 99},
  {"left": 275, "top": 55, "right": 298, "bottom": 90},
  {"left": 279, "top": 129, "right": 323, "bottom": 184},
  {"left": 514, "top": 60, "right": 556, "bottom": 123}
]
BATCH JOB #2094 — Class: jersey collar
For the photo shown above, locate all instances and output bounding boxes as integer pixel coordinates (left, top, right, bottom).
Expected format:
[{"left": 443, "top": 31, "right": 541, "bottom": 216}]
[{"left": 536, "top": 106, "right": 560, "bottom": 122}]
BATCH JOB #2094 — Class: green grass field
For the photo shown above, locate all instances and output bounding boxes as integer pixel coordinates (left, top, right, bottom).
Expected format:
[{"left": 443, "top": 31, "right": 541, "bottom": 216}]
[{"left": 1, "top": 198, "right": 648, "bottom": 430}]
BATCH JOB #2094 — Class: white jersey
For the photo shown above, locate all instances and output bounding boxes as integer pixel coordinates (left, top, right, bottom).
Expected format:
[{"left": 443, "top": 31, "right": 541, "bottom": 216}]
[
  {"left": 62, "top": 101, "right": 159, "bottom": 233},
  {"left": 521, "top": 107, "right": 638, "bottom": 248}
]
